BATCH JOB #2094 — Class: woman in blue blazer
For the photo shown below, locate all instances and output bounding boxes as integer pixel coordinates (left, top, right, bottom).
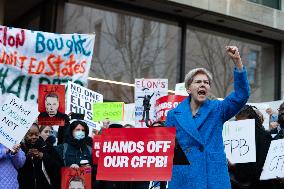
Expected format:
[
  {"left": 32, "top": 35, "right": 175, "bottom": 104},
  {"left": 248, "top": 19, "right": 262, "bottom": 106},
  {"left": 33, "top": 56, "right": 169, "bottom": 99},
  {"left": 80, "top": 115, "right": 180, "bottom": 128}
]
[{"left": 166, "top": 46, "right": 250, "bottom": 189}]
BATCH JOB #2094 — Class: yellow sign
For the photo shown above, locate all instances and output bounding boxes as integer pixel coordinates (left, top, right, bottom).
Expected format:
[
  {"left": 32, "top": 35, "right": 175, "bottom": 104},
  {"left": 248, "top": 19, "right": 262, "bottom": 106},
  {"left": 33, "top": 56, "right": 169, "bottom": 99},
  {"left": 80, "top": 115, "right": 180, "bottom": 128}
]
[{"left": 93, "top": 102, "right": 124, "bottom": 121}]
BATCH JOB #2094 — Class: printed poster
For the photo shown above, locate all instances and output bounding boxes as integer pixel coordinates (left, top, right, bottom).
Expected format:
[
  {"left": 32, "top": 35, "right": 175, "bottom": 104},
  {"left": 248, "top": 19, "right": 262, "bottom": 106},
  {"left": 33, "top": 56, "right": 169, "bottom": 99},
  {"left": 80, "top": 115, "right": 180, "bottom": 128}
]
[{"left": 135, "top": 79, "right": 168, "bottom": 127}]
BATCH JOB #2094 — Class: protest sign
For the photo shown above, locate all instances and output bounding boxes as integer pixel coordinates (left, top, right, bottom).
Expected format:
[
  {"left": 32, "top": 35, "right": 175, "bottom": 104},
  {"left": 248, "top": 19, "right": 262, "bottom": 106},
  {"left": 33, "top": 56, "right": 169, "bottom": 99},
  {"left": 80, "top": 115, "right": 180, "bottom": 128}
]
[
  {"left": 93, "top": 102, "right": 124, "bottom": 122},
  {"left": 248, "top": 100, "right": 283, "bottom": 130},
  {"left": 96, "top": 127, "right": 176, "bottom": 181},
  {"left": 37, "top": 84, "right": 66, "bottom": 126},
  {"left": 61, "top": 167, "right": 91, "bottom": 189},
  {"left": 92, "top": 135, "right": 101, "bottom": 165},
  {"left": 174, "top": 83, "right": 188, "bottom": 96},
  {"left": 67, "top": 81, "right": 103, "bottom": 128},
  {"left": 0, "top": 25, "right": 95, "bottom": 104},
  {"left": 135, "top": 79, "right": 168, "bottom": 127},
  {"left": 260, "top": 139, "right": 284, "bottom": 180},
  {"left": 155, "top": 95, "right": 187, "bottom": 121},
  {"left": 0, "top": 93, "right": 39, "bottom": 150},
  {"left": 222, "top": 119, "right": 256, "bottom": 163}
]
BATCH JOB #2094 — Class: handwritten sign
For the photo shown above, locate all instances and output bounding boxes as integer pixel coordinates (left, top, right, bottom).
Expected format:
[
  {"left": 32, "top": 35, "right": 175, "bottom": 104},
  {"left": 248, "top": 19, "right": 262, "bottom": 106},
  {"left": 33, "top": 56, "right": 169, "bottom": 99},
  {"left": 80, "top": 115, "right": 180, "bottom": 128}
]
[
  {"left": 135, "top": 79, "right": 168, "bottom": 127},
  {"left": 67, "top": 81, "right": 103, "bottom": 128},
  {"left": 96, "top": 127, "right": 176, "bottom": 181},
  {"left": 0, "top": 93, "right": 39, "bottom": 150},
  {"left": 93, "top": 102, "right": 124, "bottom": 121},
  {"left": 0, "top": 25, "right": 95, "bottom": 104},
  {"left": 155, "top": 95, "right": 186, "bottom": 121},
  {"left": 61, "top": 167, "right": 91, "bottom": 189},
  {"left": 174, "top": 83, "right": 188, "bottom": 96},
  {"left": 260, "top": 139, "right": 284, "bottom": 180},
  {"left": 222, "top": 119, "right": 256, "bottom": 163}
]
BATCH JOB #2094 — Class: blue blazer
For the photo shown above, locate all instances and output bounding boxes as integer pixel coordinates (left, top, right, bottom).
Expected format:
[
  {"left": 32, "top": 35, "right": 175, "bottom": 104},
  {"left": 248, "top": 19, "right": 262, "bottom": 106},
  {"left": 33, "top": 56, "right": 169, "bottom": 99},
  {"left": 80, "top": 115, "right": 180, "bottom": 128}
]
[{"left": 166, "top": 69, "right": 250, "bottom": 189}]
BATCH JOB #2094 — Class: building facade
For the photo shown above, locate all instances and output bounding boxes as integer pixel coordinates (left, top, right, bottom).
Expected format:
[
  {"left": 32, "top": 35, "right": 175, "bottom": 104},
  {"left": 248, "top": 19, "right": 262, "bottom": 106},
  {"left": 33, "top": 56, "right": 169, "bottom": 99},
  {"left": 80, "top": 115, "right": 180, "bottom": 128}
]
[{"left": 2, "top": 0, "right": 284, "bottom": 103}]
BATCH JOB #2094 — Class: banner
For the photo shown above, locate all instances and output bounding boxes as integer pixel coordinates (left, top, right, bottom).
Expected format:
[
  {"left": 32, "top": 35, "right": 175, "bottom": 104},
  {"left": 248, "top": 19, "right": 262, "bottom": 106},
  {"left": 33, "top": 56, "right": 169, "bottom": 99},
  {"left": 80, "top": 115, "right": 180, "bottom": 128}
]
[
  {"left": 93, "top": 102, "right": 124, "bottom": 122},
  {"left": 67, "top": 81, "right": 103, "bottom": 128},
  {"left": 92, "top": 135, "right": 101, "bottom": 165},
  {"left": 135, "top": 79, "right": 168, "bottom": 127},
  {"left": 222, "top": 119, "right": 256, "bottom": 163},
  {"left": 96, "top": 127, "right": 176, "bottom": 181},
  {"left": 260, "top": 139, "right": 284, "bottom": 180},
  {"left": 155, "top": 95, "right": 187, "bottom": 121},
  {"left": 61, "top": 167, "right": 91, "bottom": 189},
  {"left": 37, "top": 84, "right": 66, "bottom": 126},
  {"left": 0, "top": 25, "right": 95, "bottom": 104},
  {"left": 0, "top": 93, "right": 39, "bottom": 150}
]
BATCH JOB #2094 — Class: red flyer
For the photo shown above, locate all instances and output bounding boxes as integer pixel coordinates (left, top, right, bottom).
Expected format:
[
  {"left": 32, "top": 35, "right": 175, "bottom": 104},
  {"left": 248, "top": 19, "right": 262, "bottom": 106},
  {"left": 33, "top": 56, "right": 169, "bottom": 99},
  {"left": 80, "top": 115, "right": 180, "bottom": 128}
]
[
  {"left": 61, "top": 167, "right": 92, "bottom": 189},
  {"left": 96, "top": 127, "right": 176, "bottom": 181},
  {"left": 155, "top": 95, "right": 187, "bottom": 121},
  {"left": 38, "top": 84, "right": 66, "bottom": 126}
]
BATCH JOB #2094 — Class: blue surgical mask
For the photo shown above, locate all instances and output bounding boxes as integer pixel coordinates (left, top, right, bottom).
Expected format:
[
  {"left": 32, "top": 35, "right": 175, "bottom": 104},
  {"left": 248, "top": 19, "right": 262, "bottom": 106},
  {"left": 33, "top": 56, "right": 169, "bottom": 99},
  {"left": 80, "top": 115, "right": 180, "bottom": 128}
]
[{"left": 74, "top": 130, "right": 85, "bottom": 140}]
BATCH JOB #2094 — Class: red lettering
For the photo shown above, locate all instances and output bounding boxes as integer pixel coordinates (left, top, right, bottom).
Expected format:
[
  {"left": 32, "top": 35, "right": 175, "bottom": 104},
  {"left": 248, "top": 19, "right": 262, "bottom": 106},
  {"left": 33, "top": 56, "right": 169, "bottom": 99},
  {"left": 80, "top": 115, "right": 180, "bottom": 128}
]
[
  {"left": 45, "top": 54, "right": 56, "bottom": 76},
  {"left": 0, "top": 51, "right": 6, "bottom": 63},
  {"left": 3, "top": 27, "right": 7, "bottom": 46},
  {"left": 19, "top": 56, "right": 27, "bottom": 70},
  {"left": 35, "top": 61, "right": 45, "bottom": 74},
  {"left": 79, "top": 61, "right": 86, "bottom": 73},
  {"left": 0, "top": 27, "right": 25, "bottom": 48},
  {"left": 28, "top": 57, "right": 37, "bottom": 74},
  {"left": 53, "top": 55, "right": 65, "bottom": 77},
  {"left": 64, "top": 54, "right": 76, "bottom": 75}
]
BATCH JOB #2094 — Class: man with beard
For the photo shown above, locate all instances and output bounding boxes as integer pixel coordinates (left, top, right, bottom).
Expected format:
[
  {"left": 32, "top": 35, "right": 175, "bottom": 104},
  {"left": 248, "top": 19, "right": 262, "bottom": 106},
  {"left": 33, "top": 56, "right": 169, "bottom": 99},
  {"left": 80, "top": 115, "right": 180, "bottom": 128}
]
[
  {"left": 270, "top": 102, "right": 284, "bottom": 140},
  {"left": 165, "top": 46, "right": 250, "bottom": 189}
]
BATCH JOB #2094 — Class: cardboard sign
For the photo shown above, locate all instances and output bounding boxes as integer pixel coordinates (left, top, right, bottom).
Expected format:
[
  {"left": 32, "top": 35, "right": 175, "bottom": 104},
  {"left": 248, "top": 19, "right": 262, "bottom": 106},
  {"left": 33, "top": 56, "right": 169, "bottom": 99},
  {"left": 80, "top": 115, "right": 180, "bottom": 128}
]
[
  {"left": 38, "top": 84, "right": 66, "bottom": 126},
  {"left": 96, "top": 127, "right": 176, "bottom": 181},
  {"left": 92, "top": 135, "right": 101, "bottom": 165},
  {"left": 67, "top": 81, "right": 103, "bottom": 128},
  {"left": 174, "top": 83, "right": 188, "bottom": 96},
  {"left": 260, "top": 139, "right": 284, "bottom": 180},
  {"left": 0, "top": 93, "right": 39, "bottom": 150},
  {"left": 135, "top": 79, "right": 168, "bottom": 127},
  {"left": 222, "top": 119, "right": 256, "bottom": 163},
  {"left": 0, "top": 25, "right": 95, "bottom": 104},
  {"left": 61, "top": 167, "right": 92, "bottom": 189},
  {"left": 155, "top": 95, "right": 187, "bottom": 121},
  {"left": 93, "top": 102, "right": 124, "bottom": 122}
]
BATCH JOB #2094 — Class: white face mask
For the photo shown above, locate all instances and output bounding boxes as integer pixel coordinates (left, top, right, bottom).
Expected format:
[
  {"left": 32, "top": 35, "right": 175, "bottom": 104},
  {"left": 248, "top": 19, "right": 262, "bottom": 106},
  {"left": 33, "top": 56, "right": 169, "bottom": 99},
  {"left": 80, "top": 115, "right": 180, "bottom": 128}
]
[{"left": 74, "top": 130, "right": 85, "bottom": 140}]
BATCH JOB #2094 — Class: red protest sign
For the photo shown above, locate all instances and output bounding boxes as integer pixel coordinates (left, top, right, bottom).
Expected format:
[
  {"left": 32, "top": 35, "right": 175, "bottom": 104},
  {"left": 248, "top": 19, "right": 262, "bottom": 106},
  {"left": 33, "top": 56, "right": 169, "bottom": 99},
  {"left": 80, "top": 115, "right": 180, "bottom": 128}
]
[
  {"left": 61, "top": 167, "right": 91, "bottom": 189},
  {"left": 155, "top": 95, "right": 186, "bottom": 121},
  {"left": 38, "top": 84, "right": 66, "bottom": 126},
  {"left": 96, "top": 127, "right": 176, "bottom": 181},
  {"left": 93, "top": 135, "right": 101, "bottom": 165}
]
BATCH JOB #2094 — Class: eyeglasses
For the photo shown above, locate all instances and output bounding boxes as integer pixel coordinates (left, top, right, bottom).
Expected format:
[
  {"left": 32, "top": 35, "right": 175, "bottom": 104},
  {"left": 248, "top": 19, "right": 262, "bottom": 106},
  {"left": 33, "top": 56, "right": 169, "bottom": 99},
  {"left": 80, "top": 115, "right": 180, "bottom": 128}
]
[{"left": 192, "top": 80, "right": 210, "bottom": 86}]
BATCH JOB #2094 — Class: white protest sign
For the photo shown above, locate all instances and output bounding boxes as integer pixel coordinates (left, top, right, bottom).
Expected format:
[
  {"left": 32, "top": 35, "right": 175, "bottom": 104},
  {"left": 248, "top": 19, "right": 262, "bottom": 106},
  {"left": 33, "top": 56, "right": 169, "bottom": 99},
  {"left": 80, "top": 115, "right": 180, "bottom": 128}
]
[
  {"left": 174, "top": 83, "right": 188, "bottom": 96},
  {"left": 0, "top": 93, "right": 39, "bottom": 150},
  {"left": 222, "top": 119, "right": 256, "bottom": 163},
  {"left": 260, "top": 139, "right": 284, "bottom": 180},
  {"left": 135, "top": 79, "right": 168, "bottom": 127},
  {"left": 123, "top": 103, "right": 135, "bottom": 127},
  {"left": 67, "top": 81, "right": 103, "bottom": 129},
  {"left": 0, "top": 25, "right": 95, "bottom": 104},
  {"left": 248, "top": 100, "right": 283, "bottom": 130}
]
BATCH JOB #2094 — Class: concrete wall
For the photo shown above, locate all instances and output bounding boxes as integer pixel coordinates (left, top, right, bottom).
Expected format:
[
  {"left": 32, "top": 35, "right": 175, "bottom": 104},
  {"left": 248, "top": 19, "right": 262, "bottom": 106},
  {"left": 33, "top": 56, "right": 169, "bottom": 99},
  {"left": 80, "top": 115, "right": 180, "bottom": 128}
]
[
  {"left": 169, "top": 0, "right": 284, "bottom": 31},
  {"left": 0, "top": 0, "right": 5, "bottom": 25}
]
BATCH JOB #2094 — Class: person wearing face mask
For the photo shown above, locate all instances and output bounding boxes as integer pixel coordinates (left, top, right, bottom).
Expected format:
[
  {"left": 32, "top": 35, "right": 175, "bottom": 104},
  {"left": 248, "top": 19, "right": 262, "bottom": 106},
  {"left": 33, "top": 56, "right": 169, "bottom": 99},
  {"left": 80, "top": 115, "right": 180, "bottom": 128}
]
[
  {"left": 165, "top": 46, "right": 250, "bottom": 189},
  {"left": 56, "top": 120, "right": 92, "bottom": 169}
]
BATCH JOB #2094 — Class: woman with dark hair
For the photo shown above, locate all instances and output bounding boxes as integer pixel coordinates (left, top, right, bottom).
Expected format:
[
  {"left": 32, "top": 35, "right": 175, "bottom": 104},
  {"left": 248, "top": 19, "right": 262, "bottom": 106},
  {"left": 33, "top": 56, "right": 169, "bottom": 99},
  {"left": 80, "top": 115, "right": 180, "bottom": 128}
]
[
  {"left": 18, "top": 123, "right": 62, "bottom": 189},
  {"left": 56, "top": 120, "right": 92, "bottom": 168},
  {"left": 229, "top": 105, "right": 272, "bottom": 189}
]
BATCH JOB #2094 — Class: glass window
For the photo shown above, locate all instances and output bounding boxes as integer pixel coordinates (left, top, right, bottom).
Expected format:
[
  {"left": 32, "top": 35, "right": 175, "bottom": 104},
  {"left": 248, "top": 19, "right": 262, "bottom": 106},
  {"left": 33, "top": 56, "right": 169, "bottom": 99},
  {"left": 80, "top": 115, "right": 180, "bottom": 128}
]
[
  {"left": 248, "top": 0, "right": 281, "bottom": 10},
  {"left": 186, "top": 27, "right": 275, "bottom": 102},
  {"left": 63, "top": 3, "right": 180, "bottom": 103}
]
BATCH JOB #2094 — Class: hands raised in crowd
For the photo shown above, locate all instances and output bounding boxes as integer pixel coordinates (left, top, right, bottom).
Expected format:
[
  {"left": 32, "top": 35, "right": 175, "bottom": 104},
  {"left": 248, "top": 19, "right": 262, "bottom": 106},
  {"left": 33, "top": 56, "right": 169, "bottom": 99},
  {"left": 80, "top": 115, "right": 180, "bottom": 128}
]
[{"left": 226, "top": 46, "right": 243, "bottom": 70}]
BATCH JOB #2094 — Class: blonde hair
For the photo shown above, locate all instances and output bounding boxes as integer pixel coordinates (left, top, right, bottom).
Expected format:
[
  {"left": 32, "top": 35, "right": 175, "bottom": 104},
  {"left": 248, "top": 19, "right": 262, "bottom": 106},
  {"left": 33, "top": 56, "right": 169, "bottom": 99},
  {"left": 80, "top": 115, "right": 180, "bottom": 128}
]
[{"left": 184, "top": 68, "right": 212, "bottom": 90}]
